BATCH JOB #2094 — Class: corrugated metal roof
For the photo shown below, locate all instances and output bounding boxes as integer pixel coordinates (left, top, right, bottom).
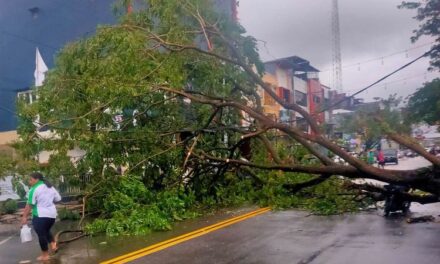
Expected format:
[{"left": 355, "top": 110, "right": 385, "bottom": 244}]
[{"left": 264, "top": 56, "right": 320, "bottom": 72}]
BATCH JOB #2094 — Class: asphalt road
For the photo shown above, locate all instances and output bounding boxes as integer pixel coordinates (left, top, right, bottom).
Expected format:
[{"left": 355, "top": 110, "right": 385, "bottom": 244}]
[
  {"left": 131, "top": 210, "right": 440, "bottom": 264},
  {"left": 1, "top": 156, "right": 439, "bottom": 264}
]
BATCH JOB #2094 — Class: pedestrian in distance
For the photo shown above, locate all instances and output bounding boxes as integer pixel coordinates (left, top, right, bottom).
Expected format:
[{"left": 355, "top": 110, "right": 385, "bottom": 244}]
[
  {"left": 377, "top": 149, "right": 385, "bottom": 169},
  {"left": 367, "top": 150, "right": 375, "bottom": 165},
  {"left": 21, "top": 172, "right": 61, "bottom": 261}
]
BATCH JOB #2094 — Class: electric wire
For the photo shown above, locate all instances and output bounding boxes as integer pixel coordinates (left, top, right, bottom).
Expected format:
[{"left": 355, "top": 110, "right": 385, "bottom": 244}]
[{"left": 321, "top": 48, "right": 434, "bottom": 113}]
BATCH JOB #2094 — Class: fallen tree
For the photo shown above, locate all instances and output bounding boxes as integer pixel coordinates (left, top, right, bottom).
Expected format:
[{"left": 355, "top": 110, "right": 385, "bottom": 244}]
[{"left": 14, "top": 0, "right": 439, "bottom": 234}]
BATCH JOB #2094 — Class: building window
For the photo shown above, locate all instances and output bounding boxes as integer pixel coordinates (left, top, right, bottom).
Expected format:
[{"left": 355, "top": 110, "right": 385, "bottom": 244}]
[
  {"left": 279, "top": 110, "right": 291, "bottom": 123},
  {"left": 296, "top": 118, "right": 309, "bottom": 132},
  {"left": 307, "top": 72, "right": 319, "bottom": 79},
  {"left": 324, "top": 98, "right": 330, "bottom": 109},
  {"left": 279, "top": 87, "right": 290, "bottom": 103},
  {"left": 295, "top": 90, "right": 307, "bottom": 107},
  {"left": 283, "top": 88, "right": 290, "bottom": 103},
  {"left": 313, "top": 95, "right": 321, "bottom": 104},
  {"left": 17, "top": 90, "right": 37, "bottom": 104}
]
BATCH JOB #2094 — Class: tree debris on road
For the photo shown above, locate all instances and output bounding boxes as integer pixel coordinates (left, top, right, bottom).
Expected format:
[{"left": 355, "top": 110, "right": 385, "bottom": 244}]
[{"left": 406, "top": 215, "right": 436, "bottom": 224}]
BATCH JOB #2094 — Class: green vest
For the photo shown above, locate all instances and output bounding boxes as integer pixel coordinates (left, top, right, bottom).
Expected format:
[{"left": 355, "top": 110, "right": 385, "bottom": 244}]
[{"left": 27, "top": 181, "right": 44, "bottom": 217}]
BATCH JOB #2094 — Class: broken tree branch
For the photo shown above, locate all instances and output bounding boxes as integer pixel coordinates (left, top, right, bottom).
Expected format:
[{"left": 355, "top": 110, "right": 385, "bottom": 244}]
[{"left": 348, "top": 183, "right": 440, "bottom": 204}]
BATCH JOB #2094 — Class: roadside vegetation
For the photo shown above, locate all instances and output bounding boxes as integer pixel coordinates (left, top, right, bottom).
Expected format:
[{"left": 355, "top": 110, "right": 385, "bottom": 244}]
[
  {"left": 0, "top": 199, "right": 18, "bottom": 215},
  {"left": 84, "top": 173, "right": 362, "bottom": 236}
]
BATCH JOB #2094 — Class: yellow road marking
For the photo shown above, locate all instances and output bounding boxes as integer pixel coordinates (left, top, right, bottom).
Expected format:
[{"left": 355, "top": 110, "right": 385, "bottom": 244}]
[{"left": 101, "top": 207, "right": 271, "bottom": 264}]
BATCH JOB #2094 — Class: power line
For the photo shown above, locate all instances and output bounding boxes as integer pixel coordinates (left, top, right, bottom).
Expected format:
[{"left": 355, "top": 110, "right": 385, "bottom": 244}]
[
  {"left": 282, "top": 48, "right": 434, "bottom": 125},
  {"left": 261, "top": 39, "right": 433, "bottom": 77},
  {"left": 0, "top": 105, "right": 17, "bottom": 115},
  {"left": 320, "top": 42, "right": 434, "bottom": 73},
  {"left": 340, "top": 72, "right": 436, "bottom": 94},
  {"left": 320, "top": 48, "right": 434, "bottom": 113}
]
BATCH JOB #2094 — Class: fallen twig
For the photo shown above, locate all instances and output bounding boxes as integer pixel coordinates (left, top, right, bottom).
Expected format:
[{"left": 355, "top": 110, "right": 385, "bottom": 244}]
[{"left": 406, "top": 215, "right": 435, "bottom": 224}]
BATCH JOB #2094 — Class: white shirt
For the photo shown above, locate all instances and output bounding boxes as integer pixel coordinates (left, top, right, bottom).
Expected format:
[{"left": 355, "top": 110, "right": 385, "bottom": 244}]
[{"left": 27, "top": 182, "right": 61, "bottom": 218}]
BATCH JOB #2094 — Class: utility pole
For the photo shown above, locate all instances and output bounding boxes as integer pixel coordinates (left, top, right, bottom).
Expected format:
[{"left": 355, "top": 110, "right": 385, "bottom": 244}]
[{"left": 332, "top": 0, "right": 343, "bottom": 92}]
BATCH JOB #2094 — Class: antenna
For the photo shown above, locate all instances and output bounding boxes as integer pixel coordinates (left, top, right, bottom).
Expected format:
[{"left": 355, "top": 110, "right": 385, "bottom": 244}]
[{"left": 332, "top": 0, "right": 343, "bottom": 92}]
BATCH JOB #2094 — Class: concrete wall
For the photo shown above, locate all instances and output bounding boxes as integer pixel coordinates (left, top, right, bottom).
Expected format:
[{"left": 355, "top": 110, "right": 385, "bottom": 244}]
[
  {"left": 307, "top": 79, "right": 325, "bottom": 124},
  {"left": 276, "top": 68, "right": 289, "bottom": 89},
  {"left": 293, "top": 77, "right": 308, "bottom": 94},
  {"left": 260, "top": 71, "right": 282, "bottom": 119},
  {"left": 0, "top": 1, "right": 116, "bottom": 132},
  {"left": 0, "top": 131, "right": 18, "bottom": 146},
  {"left": 38, "top": 146, "right": 86, "bottom": 164}
]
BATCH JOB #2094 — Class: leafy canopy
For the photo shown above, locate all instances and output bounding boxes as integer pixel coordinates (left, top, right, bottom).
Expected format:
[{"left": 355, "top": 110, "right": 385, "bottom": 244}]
[
  {"left": 17, "top": 0, "right": 260, "bottom": 184},
  {"left": 399, "top": 0, "right": 440, "bottom": 70},
  {"left": 405, "top": 78, "right": 440, "bottom": 125}
]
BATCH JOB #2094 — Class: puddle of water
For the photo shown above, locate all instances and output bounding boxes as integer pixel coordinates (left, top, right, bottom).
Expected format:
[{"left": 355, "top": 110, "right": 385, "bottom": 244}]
[{"left": 53, "top": 206, "right": 259, "bottom": 264}]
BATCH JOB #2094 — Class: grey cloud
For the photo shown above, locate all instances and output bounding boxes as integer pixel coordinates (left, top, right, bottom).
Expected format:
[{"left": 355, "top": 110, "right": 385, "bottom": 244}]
[{"left": 238, "top": 0, "right": 437, "bottom": 101}]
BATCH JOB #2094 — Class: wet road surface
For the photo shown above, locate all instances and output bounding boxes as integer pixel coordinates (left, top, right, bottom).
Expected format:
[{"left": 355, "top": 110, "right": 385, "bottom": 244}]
[
  {"left": 129, "top": 210, "right": 440, "bottom": 264},
  {"left": 0, "top": 208, "right": 261, "bottom": 264},
  {"left": 2, "top": 206, "right": 440, "bottom": 264}
]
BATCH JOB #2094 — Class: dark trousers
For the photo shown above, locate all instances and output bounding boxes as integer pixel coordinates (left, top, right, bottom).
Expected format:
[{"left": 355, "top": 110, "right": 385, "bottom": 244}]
[{"left": 32, "top": 217, "right": 55, "bottom": 251}]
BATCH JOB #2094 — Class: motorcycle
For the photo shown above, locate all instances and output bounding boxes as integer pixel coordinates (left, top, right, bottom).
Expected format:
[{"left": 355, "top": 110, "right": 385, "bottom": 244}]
[{"left": 383, "top": 184, "right": 411, "bottom": 216}]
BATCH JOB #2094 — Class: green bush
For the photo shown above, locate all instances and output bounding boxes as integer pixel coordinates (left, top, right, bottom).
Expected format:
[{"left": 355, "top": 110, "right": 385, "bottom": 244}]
[
  {"left": 85, "top": 175, "right": 198, "bottom": 236},
  {"left": 1, "top": 199, "right": 18, "bottom": 214}
]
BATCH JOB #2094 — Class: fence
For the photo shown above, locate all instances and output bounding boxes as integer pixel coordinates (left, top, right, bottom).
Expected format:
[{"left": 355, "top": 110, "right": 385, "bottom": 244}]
[{"left": 58, "top": 173, "right": 92, "bottom": 196}]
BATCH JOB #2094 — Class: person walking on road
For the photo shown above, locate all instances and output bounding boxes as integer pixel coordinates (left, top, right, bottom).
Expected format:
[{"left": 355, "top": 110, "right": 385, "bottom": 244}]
[
  {"left": 21, "top": 172, "right": 61, "bottom": 261},
  {"left": 377, "top": 149, "right": 385, "bottom": 169}
]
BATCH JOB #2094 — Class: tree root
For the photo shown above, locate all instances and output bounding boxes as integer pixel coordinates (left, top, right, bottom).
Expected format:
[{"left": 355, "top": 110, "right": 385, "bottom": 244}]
[{"left": 54, "top": 230, "right": 87, "bottom": 244}]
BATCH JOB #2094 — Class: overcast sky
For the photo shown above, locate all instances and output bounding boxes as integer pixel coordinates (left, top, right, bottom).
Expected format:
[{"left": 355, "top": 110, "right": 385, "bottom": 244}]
[{"left": 238, "top": 0, "right": 439, "bottom": 102}]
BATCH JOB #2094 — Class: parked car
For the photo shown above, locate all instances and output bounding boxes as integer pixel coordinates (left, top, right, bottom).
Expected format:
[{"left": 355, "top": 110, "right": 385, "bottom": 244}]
[
  {"left": 383, "top": 149, "right": 398, "bottom": 164},
  {"left": 405, "top": 150, "right": 416, "bottom": 157}
]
